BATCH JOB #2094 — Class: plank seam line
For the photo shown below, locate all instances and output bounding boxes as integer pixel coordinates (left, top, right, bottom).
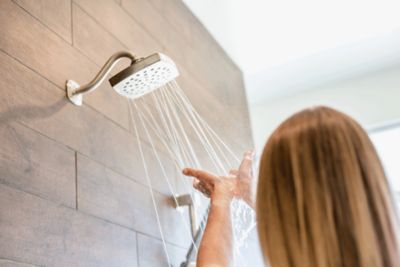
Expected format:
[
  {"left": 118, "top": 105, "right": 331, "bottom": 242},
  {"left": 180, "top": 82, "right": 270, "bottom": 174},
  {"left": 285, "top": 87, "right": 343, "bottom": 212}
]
[
  {"left": 0, "top": 182, "right": 188, "bottom": 250},
  {"left": 11, "top": 0, "right": 72, "bottom": 45}
]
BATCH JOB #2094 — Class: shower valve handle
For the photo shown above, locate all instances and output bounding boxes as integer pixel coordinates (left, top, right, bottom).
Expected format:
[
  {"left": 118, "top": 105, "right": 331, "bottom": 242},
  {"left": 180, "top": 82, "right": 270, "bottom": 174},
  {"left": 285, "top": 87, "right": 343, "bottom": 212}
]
[{"left": 174, "top": 194, "right": 198, "bottom": 238}]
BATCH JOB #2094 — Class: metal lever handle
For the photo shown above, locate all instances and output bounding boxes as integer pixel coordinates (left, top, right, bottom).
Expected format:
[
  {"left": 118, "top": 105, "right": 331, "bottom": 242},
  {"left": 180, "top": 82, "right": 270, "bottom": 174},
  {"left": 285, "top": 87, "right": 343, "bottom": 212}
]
[
  {"left": 174, "top": 194, "right": 198, "bottom": 237},
  {"left": 174, "top": 194, "right": 211, "bottom": 267}
]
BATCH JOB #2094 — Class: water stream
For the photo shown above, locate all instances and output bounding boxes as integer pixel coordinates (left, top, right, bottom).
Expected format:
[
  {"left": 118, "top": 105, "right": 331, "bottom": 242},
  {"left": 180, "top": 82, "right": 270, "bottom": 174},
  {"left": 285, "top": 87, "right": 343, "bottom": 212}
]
[{"left": 129, "top": 82, "right": 256, "bottom": 266}]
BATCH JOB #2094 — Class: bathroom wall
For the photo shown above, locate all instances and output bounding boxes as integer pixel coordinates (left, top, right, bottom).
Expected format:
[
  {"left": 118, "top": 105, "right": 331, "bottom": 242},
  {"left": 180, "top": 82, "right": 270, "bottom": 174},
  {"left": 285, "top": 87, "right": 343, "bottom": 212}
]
[
  {"left": 0, "top": 0, "right": 258, "bottom": 266},
  {"left": 250, "top": 65, "right": 400, "bottom": 149}
]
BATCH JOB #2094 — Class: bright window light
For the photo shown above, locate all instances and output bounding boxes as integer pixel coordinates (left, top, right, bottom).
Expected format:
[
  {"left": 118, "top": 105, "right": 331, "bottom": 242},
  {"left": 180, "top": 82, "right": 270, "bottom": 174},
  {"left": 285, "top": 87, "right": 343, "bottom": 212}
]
[{"left": 370, "top": 125, "right": 400, "bottom": 207}]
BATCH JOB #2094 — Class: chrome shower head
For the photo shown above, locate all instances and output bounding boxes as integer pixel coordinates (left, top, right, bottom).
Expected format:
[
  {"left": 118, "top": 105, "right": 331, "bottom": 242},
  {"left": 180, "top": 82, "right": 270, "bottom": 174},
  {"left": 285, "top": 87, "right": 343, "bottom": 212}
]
[
  {"left": 109, "top": 53, "right": 179, "bottom": 99},
  {"left": 65, "top": 51, "right": 179, "bottom": 106}
]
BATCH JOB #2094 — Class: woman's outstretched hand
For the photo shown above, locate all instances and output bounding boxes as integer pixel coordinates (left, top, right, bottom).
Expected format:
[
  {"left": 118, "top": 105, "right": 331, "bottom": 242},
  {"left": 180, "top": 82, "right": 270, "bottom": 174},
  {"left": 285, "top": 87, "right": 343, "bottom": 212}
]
[{"left": 182, "top": 150, "right": 255, "bottom": 208}]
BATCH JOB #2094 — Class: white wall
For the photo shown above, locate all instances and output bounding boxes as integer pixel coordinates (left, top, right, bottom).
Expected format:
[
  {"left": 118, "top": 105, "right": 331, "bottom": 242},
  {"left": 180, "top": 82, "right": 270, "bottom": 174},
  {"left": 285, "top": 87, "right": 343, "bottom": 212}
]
[{"left": 250, "top": 65, "right": 400, "bottom": 150}]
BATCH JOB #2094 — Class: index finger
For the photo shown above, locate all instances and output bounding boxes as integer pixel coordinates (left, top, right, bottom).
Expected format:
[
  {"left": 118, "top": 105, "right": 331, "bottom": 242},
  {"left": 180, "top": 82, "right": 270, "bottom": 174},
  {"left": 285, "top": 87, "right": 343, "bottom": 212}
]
[
  {"left": 182, "top": 168, "right": 219, "bottom": 183},
  {"left": 239, "top": 150, "right": 254, "bottom": 175}
]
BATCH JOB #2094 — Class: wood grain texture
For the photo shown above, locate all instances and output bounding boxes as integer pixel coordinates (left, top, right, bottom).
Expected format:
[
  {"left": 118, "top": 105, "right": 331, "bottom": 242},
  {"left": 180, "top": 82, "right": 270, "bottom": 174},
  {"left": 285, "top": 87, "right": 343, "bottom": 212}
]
[
  {"left": 0, "top": 184, "right": 138, "bottom": 267},
  {"left": 0, "top": 259, "right": 39, "bottom": 267},
  {"left": 0, "top": 0, "right": 256, "bottom": 265},
  {"left": 75, "top": 0, "right": 162, "bottom": 56},
  {"left": 77, "top": 154, "right": 192, "bottom": 248},
  {"left": 0, "top": 50, "right": 178, "bottom": 195},
  {"left": 0, "top": 122, "right": 75, "bottom": 208},
  {"left": 137, "top": 233, "right": 187, "bottom": 267},
  {"left": 72, "top": 3, "right": 127, "bottom": 67},
  {"left": 121, "top": 0, "right": 171, "bottom": 49},
  {"left": 77, "top": 153, "right": 160, "bottom": 233},
  {"left": 157, "top": 0, "right": 194, "bottom": 47},
  {"left": 14, "top": 0, "right": 72, "bottom": 43},
  {"left": 0, "top": 0, "right": 130, "bottom": 130},
  {"left": 148, "top": 0, "right": 204, "bottom": 64}
]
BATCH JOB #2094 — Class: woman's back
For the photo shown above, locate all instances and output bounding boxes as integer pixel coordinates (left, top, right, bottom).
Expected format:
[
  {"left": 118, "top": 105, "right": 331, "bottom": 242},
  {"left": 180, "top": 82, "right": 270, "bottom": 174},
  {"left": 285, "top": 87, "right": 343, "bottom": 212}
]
[{"left": 256, "top": 106, "right": 400, "bottom": 267}]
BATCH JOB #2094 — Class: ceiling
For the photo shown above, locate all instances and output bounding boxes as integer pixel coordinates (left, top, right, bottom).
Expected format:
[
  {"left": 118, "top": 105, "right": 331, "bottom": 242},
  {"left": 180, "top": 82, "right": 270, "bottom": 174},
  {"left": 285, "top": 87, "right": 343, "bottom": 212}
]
[{"left": 183, "top": 0, "right": 400, "bottom": 104}]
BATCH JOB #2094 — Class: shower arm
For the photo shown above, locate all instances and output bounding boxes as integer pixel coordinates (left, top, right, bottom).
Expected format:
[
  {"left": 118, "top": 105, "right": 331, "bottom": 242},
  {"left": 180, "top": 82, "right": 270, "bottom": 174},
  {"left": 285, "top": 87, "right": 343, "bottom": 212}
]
[{"left": 66, "top": 51, "right": 138, "bottom": 106}]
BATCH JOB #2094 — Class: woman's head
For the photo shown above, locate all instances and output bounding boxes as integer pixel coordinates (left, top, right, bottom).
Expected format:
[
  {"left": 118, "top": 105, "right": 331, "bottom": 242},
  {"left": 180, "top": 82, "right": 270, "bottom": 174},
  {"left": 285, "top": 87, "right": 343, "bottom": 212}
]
[{"left": 256, "top": 106, "right": 400, "bottom": 267}]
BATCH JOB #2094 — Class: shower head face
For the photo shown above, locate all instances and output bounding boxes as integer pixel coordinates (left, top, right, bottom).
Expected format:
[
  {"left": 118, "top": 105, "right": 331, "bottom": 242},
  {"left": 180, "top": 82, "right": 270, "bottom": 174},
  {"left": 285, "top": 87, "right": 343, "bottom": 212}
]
[{"left": 109, "top": 53, "right": 179, "bottom": 99}]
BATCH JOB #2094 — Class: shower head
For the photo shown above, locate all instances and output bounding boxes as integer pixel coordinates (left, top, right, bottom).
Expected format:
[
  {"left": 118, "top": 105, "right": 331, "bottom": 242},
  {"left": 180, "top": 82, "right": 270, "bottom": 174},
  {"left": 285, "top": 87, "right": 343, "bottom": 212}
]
[
  {"left": 65, "top": 51, "right": 179, "bottom": 106},
  {"left": 109, "top": 53, "right": 179, "bottom": 99}
]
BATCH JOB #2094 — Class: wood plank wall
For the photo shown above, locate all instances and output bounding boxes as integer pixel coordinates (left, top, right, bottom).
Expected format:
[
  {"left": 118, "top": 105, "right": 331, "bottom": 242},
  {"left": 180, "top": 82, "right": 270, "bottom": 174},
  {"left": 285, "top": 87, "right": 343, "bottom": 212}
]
[{"left": 0, "top": 0, "right": 261, "bottom": 266}]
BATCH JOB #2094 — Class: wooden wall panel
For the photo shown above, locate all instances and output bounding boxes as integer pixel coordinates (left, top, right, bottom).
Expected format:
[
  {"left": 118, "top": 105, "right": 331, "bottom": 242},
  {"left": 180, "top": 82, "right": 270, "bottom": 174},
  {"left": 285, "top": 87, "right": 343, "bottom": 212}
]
[
  {"left": 14, "top": 0, "right": 72, "bottom": 43},
  {"left": 159, "top": 1, "right": 195, "bottom": 47},
  {"left": 0, "top": 0, "right": 255, "bottom": 265},
  {"left": 74, "top": 0, "right": 162, "bottom": 56},
  {"left": 72, "top": 3, "right": 126, "bottom": 67},
  {"left": 77, "top": 153, "right": 192, "bottom": 248},
  {"left": 0, "top": 122, "right": 75, "bottom": 208},
  {"left": 137, "top": 233, "right": 187, "bottom": 267},
  {"left": 121, "top": 0, "right": 169, "bottom": 47},
  {"left": 0, "top": 185, "right": 138, "bottom": 267},
  {"left": 0, "top": 0, "right": 130, "bottom": 130},
  {"left": 0, "top": 259, "right": 39, "bottom": 267},
  {"left": 0, "top": 50, "right": 182, "bottom": 198},
  {"left": 77, "top": 153, "right": 159, "bottom": 233}
]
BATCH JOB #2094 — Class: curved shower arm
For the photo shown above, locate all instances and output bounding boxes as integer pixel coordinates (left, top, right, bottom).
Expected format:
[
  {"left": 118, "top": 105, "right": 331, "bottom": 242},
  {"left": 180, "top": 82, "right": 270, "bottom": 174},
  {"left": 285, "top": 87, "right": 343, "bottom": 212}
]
[{"left": 66, "top": 51, "right": 137, "bottom": 106}]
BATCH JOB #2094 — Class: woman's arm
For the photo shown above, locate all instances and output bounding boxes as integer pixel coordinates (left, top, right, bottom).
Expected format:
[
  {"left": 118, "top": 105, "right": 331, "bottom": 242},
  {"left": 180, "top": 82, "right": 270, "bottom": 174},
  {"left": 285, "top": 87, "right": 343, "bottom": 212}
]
[
  {"left": 197, "top": 199, "right": 233, "bottom": 267},
  {"left": 182, "top": 151, "right": 254, "bottom": 267},
  {"left": 183, "top": 168, "right": 236, "bottom": 267}
]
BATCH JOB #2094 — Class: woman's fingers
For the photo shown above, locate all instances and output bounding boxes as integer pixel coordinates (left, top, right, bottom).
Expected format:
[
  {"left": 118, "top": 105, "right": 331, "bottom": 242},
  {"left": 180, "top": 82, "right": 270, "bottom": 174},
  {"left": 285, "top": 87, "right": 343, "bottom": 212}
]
[
  {"left": 189, "top": 169, "right": 214, "bottom": 197},
  {"left": 229, "top": 169, "right": 239, "bottom": 176},
  {"left": 183, "top": 168, "right": 219, "bottom": 183},
  {"left": 199, "top": 180, "right": 213, "bottom": 192},
  {"left": 199, "top": 186, "right": 211, "bottom": 198},
  {"left": 185, "top": 168, "right": 217, "bottom": 198},
  {"left": 194, "top": 181, "right": 211, "bottom": 198},
  {"left": 238, "top": 150, "right": 254, "bottom": 176}
]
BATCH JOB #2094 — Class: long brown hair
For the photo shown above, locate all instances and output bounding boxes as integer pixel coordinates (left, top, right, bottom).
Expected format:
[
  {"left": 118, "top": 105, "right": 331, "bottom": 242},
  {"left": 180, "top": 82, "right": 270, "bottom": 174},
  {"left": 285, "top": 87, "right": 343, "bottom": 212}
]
[{"left": 256, "top": 106, "right": 400, "bottom": 267}]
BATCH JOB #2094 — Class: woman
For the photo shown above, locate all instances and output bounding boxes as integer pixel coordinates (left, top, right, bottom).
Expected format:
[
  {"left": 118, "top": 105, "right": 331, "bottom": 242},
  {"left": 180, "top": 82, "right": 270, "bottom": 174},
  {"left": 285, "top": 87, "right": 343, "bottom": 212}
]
[{"left": 183, "top": 106, "right": 400, "bottom": 267}]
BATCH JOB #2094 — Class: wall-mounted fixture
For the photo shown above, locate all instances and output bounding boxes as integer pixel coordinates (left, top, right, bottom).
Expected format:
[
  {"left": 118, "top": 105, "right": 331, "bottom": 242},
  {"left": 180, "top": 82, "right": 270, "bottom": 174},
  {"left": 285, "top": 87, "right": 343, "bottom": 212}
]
[
  {"left": 174, "top": 194, "right": 209, "bottom": 267},
  {"left": 66, "top": 51, "right": 179, "bottom": 106},
  {"left": 174, "top": 194, "right": 198, "bottom": 237},
  {"left": 66, "top": 51, "right": 209, "bottom": 266}
]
